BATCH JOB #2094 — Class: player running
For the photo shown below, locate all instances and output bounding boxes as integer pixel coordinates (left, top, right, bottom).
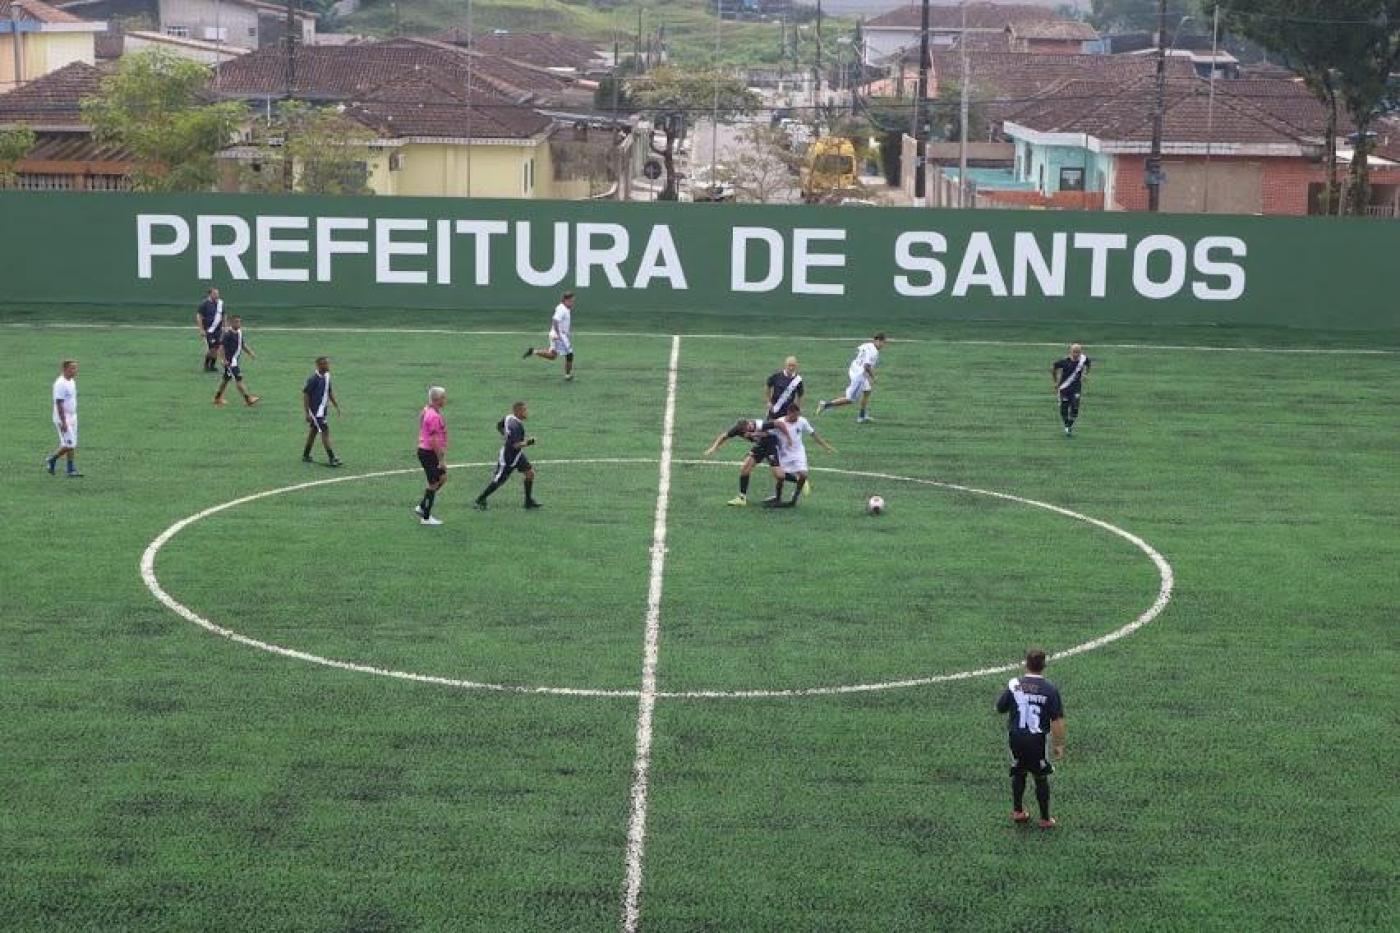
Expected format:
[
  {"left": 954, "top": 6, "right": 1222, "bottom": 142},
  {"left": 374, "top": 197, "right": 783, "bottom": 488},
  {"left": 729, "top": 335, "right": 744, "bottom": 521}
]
[
  {"left": 1052, "top": 343, "right": 1092, "bottom": 437},
  {"left": 195, "top": 287, "right": 224, "bottom": 372},
  {"left": 769, "top": 404, "right": 834, "bottom": 507},
  {"left": 523, "top": 291, "right": 576, "bottom": 381},
  {"left": 816, "top": 332, "right": 887, "bottom": 423},
  {"left": 995, "top": 649, "right": 1067, "bottom": 829},
  {"left": 474, "top": 401, "right": 541, "bottom": 510},
  {"left": 414, "top": 386, "right": 448, "bottom": 526},
  {"left": 45, "top": 359, "right": 81, "bottom": 477},
  {"left": 213, "top": 315, "right": 260, "bottom": 408},
  {"left": 301, "top": 356, "right": 342, "bottom": 467},
  {"left": 703, "top": 415, "right": 791, "bottom": 507}
]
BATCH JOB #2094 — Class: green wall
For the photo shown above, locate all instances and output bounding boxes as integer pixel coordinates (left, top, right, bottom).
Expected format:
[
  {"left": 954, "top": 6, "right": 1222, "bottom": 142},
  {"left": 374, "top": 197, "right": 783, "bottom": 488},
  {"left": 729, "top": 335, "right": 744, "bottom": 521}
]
[{"left": 1, "top": 191, "right": 1396, "bottom": 330}]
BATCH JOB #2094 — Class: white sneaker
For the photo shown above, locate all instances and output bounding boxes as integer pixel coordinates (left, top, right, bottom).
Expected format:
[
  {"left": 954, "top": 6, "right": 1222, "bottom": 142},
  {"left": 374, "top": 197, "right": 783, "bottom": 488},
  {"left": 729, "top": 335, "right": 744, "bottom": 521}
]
[
  {"left": 420, "top": 516, "right": 443, "bottom": 526},
  {"left": 413, "top": 505, "right": 425, "bottom": 518}
]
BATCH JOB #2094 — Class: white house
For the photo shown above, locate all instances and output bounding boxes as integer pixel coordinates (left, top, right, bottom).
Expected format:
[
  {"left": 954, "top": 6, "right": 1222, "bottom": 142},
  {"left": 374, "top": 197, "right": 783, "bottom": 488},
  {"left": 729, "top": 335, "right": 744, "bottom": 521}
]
[{"left": 158, "top": 0, "right": 314, "bottom": 52}]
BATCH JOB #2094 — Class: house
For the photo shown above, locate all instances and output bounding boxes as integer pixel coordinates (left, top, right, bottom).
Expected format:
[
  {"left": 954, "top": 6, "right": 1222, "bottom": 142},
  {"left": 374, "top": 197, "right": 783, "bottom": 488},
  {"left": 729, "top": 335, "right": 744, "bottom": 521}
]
[
  {"left": 105, "top": 28, "right": 248, "bottom": 64},
  {"left": 0, "top": 0, "right": 105, "bottom": 92},
  {"left": 862, "top": 3, "right": 1086, "bottom": 66},
  {"left": 994, "top": 76, "right": 1400, "bottom": 215},
  {"left": 212, "top": 38, "right": 600, "bottom": 198},
  {"left": 156, "top": 0, "right": 314, "bottom": 51},
  {"left": 1005, "top": 20, "right": 1100, "bottom": 55},
  {"left": 0, "top": 59, "right": 133, "bottom": 188}
]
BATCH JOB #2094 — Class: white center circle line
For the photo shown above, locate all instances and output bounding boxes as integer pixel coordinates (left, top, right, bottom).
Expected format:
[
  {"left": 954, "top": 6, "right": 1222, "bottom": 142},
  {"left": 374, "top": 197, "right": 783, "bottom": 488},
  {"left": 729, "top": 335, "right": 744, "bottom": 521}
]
[{"left": 139, "top": 459, "right": 1174, "bottom": 700}]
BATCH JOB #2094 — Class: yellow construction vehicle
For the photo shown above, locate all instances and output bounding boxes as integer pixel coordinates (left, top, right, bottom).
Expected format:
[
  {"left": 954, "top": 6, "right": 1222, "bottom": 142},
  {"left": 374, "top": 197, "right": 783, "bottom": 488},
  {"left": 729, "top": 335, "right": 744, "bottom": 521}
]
[{"left": 800, "top": 137, "right": 858, "bottom": 204}]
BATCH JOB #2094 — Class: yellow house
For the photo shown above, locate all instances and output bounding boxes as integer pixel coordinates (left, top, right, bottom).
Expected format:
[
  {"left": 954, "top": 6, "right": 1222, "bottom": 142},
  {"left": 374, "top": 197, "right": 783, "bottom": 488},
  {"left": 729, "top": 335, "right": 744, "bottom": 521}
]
[
  {"left": 349, "top": 95, "right": 561, "bottom": 199},
  {"left": 0, "top": 0, "right": 104, "bottom": 94}
]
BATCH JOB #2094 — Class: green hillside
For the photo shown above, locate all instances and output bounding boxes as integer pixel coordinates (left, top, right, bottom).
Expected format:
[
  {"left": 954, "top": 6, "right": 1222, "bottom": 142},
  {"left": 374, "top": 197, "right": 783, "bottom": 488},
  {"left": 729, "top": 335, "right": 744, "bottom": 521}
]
[{"left": 343, "top": 0, "right": 851, "bottom": 70}]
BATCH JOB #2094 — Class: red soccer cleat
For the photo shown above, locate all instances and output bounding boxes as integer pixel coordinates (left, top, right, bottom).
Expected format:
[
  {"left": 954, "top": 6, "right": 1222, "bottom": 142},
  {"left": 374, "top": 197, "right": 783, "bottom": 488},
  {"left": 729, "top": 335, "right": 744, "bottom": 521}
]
[
  {"left": 1039, "top": 818, "right": 1057, "bottom": 830},
  {"left": 1011, "top": 810, "right": 1030, "bottom": 824}
]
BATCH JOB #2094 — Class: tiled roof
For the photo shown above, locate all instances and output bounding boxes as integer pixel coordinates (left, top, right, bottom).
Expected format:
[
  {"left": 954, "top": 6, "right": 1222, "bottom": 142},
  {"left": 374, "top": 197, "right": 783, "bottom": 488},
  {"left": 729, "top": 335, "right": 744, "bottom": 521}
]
[
  {"left": 213, "top": 37, "right": 577, "bottom": 103},
  {"left": 924, "top": 50, "right": 1195, "bottom": 124},
  {"left": 868, "top": 3, "right": 1057, "bottom": 30},
  {"left": 1222, "top": 79, "right": 1350, "bottom": 138},
  {"left": 21, "top": 130, "right": 131, "bottom": 165},
  {"left": 0, "top": 0, "right": 84, "bottom": 24},
  {"left": 345, "top": 69, "right": 552, "bottom": 140},
  {"left": 0, "top": 61, "right": 103, "bottom": 125},
  {"left": 1003, "top": 76, "right": 1325, "bottom": 148},
  {"left": 1008, "top": 20, "right": 1099, "bottom": 42},
  {"left": 434, "top": 30, "right": 606, "bottom": 71}
]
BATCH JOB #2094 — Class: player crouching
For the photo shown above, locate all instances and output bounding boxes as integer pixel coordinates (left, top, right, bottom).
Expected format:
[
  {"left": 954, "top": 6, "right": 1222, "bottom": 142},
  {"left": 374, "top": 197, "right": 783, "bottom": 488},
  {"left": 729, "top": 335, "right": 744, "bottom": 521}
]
[{"left": 703, "top": 415, "right": 792, "bottom": 506}]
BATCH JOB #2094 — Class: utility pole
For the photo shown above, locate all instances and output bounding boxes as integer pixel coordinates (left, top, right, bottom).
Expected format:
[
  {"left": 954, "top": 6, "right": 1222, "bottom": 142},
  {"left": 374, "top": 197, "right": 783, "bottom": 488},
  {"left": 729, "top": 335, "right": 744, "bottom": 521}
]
[
  {"left": 912, "top": 0, "right": 930, "bottom": 204},
  {"left": 1202, "top": 2, "right": 1219, "bottom": 212},
  {"left": 1146, "top": 0, "right": 1168, "bottom": 212},
  {"left": 956, "top": 0, "right": 968, "bottom": 208},
  {"left": 283, "top": 0, "right": 296, "bottom": 191}
]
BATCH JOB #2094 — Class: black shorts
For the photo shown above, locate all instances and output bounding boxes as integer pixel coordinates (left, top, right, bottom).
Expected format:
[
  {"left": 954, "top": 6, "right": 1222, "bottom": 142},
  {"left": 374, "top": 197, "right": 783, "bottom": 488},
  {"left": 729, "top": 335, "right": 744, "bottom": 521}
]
[
  {"left": 493, "top": 452, "right": 531, "bottom": 481},
  {"left": 418, "top": 448, "right": 445, "bottom": 483},
  {"left": 222, "top": 364, "right": 242, "bottom": 381},
  {"left": 309, "top": 415, "right": 330, "bottom": 434},
  {"left": 747, "top": 435, "right": 779, "bottom": 466},
  {"left": 1008, "top": 733, "right": 1054, "bottom": 776},
  {"left": 1058, "top": 389, "right": 1081, "bottom": 404},
  {"left": 205, "top": 330, "right": 223, "bottom": 348}
]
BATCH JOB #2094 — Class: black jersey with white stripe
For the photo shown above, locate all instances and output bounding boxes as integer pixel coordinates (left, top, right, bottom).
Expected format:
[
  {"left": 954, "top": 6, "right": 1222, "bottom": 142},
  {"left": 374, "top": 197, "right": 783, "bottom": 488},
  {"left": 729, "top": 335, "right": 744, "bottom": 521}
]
[
  {"left": 304, "top": 372, "right": 331, "bottom": 417},
  {"left": 1054, "top": 355, "right": 1091, "bottom": 392},
  {"left": 766, "top": 371, "right": 804, "bottom": 416}
]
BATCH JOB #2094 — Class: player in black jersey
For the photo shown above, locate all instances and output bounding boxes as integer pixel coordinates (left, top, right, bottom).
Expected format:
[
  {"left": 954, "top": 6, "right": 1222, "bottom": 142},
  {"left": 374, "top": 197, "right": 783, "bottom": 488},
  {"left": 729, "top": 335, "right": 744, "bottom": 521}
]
[
  {"left": 195, "top": 287, "right": 224, "bottom": 372},
  {"left": 995, "top": 649, "right": 1067, "bottom": 829},
  {"left": 1051, "top": 343, "right": 1091, "bottom": 437},
  {"left": 474, "top": 401, "right": 540, "bottom": 510},
  {"left": 702, "top": 416, "right": 791, "bottom": 506},
  {"left": 213, "top": 316, "right": 260, "bottom": 407},
  {"left": 766, "top": 356, "right": 804, "bottom": 417},
  {"left": 302, "top": 356, "right": 342, "bottom": 466}
]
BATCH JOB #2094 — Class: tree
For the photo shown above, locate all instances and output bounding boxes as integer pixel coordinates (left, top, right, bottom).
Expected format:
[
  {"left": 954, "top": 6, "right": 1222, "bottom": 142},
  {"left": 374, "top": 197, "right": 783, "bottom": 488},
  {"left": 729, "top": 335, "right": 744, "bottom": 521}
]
[
  {"left": 928, "top": 82, "right": 990, "bottom": 143},
  {"left": 1215, "top": 1, "right": 1400, "bottom": 214},
  {"left": 82, "top": 49, "right": 246, "bottom": 192},
  {"left": 242, "top": 101, "right": 377, "bottom": 195},
  {"left": 723, "top": 125, "right": 798, "bottom": 203},
  {"left": 0, "top": 126, "right": 36, "bottom": 186},
  {"left": 1090, "top": 0, "right": 1193, "bottom": 31},
  {"left": 628, "top": 67, "right": 760, "bottom": 200}
]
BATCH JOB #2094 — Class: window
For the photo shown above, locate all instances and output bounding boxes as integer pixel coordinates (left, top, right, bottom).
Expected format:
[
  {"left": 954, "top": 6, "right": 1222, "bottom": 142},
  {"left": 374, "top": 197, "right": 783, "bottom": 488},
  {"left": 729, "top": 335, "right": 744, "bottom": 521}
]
[
  {"left": 248, "top": 27, "right": 258, "bottom": 39},
  {"left": 1059, "top": 166, "right": 1086, "bottom": 192},
  {"left": 524, "top": 157, "right": 535, "bottom": 193},
  {"left": 165, "top": 25, "right": 191, "bottom": 39}
]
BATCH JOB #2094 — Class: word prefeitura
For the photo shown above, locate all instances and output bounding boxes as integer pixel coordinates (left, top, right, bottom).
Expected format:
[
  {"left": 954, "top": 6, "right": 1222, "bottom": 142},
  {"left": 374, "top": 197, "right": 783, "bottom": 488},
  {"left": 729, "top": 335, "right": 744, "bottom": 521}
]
[{"left": 136, "top": 215, "right": 1248, "bottom": 302}]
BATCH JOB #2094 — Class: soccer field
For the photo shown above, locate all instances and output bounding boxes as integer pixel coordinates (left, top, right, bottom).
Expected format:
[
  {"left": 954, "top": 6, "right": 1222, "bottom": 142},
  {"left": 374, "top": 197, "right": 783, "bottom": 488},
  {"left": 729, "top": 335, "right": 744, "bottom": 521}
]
[{"left": 2, "top": 308, "right": 1397, "bottom": 931}]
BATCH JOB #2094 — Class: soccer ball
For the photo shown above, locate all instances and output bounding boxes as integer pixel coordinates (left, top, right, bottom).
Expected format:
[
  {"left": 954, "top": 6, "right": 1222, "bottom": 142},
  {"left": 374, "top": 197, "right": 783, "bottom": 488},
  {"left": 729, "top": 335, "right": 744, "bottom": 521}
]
[{"left": 867, "top": 495, "right": 885, "bottom": 516}]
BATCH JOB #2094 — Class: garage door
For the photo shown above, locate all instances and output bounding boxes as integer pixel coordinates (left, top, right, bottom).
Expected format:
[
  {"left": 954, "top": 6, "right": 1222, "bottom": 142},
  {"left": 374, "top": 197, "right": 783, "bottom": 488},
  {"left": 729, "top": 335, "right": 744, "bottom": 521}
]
[{"left": 1162, "top": 161, "right": 1263, "bottom": 214}]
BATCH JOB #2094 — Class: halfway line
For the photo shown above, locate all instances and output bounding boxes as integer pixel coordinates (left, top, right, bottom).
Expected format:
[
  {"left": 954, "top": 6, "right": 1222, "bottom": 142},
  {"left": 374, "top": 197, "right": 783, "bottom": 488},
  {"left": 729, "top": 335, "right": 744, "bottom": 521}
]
[{"left": 621, "top": 335, "right": 681, "bottom": 932}]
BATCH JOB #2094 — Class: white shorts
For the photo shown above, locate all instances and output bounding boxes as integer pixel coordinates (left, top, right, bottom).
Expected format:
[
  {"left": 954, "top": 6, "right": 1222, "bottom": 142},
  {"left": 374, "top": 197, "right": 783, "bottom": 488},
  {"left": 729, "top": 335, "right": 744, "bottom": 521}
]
[
  {"left": 54, "top": 419, "right": 77, "bottom": 447},
  {"left": 779, "top": 452, "right": 808, "bottom": 475},
  {"left": 551, "top": 336, "right": 573, "bottom": 356},
  {"left": 845, "top": 374, "right": 871, "bottom": 401}
]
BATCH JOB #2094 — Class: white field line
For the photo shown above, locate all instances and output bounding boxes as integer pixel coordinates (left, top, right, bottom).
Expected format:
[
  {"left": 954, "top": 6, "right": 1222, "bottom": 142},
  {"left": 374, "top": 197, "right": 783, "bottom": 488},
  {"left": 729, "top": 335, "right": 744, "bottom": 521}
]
[
  {"left": 621, "top": 335, "right": 681, "bottom": 933},
  {"left": 138, "top": 459, "right": 657, "bottom": 699},
  {"left": 140, "top": 458, "right": 1173, "bottom": 700},
  {"left": 5, "top": 320, "right": 1395, "bottom": 354}
]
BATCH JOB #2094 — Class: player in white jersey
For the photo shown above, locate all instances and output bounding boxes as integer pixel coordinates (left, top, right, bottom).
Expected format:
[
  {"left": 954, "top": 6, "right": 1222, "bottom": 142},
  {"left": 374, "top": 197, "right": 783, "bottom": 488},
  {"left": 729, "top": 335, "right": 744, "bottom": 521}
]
[
  {"left": 817, "top": 332, "right": 887, "bottom": 423},
  {"left": 768, "top": 404, "right": 834, "bottom": 508},
  {"left": 523, "top": 291, "right": 576, "bottom": 381},
  {"left": 45, "top": 359, "right": 81, "bottom": 477}
]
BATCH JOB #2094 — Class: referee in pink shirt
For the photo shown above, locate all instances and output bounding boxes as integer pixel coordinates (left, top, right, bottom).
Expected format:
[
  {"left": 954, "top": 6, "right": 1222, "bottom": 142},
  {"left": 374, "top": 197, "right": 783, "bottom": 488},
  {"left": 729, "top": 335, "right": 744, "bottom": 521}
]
[{"left": 414, "top": 386, "right": 449, "bottom": 526}]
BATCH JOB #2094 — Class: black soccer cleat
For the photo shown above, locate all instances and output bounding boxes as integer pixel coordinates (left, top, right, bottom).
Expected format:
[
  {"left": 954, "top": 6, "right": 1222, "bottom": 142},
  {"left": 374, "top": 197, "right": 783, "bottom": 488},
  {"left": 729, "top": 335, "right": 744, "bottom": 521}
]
[
  {"left": 328, "top": 457, "right": 344, "bottom": 468},
  {"left": 522, "top": 346, "right": 534, "bottom": 359},
  {"left": 524, "top": 499, "right": 542, "bottom": 510},
  {"left": 473, "top": 499, "right": 488, "bottom": 511},
  {"left": 302, "top": 454, "right": 314, "bottom": 463}
]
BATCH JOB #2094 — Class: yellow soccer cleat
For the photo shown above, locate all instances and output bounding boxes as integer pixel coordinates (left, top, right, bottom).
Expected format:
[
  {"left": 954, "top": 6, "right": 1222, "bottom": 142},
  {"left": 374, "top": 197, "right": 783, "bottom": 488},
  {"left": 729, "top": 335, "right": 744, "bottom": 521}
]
[{"left": 727, "top": 495, "right": 749, "bottom": 507}]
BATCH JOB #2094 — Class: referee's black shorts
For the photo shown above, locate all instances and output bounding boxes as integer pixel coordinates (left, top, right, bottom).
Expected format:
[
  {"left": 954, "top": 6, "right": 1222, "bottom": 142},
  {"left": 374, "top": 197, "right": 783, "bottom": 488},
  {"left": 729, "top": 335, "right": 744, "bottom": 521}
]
[
  {"left": 1008, "top": 733, "right": 1054, "bottom": 776},
  {"left": 417, "top": 448, "right": 445, "bottom": 484}
]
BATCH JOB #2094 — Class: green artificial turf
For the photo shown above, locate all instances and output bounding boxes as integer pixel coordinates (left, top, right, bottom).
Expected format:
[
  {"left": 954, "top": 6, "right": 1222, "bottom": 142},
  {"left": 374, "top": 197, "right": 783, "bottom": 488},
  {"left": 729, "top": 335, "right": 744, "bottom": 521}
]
[{"left": 1, "top": 306, "right": 1396, "bottom": 930}]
